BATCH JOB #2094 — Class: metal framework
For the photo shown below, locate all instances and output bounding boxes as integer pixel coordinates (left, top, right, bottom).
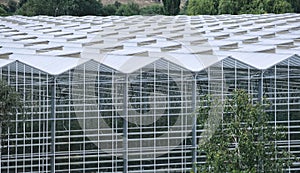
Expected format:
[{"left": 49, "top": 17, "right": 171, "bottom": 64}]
[{"left": 0, "top": 14, "right": 300, "bottom": 172}]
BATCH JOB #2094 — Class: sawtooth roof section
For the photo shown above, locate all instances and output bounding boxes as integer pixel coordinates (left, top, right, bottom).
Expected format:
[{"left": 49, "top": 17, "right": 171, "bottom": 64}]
[
  {"left": 0, "top": 59, "right": 15, "bottom": 68},
  {"left": 215, "top": 51, "right": 293, "bottom": 70},
  {"left": 0, "top": 14, "right": 300, "bottom": 73},
  {"left": 9, "top": 54, "right": 90, "bottom": 75}
]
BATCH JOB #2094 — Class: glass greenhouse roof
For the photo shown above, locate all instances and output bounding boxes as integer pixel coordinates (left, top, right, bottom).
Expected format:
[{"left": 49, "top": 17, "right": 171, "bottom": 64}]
[
  {"left": 215, "top": 51, "right": 292, "bottom": 69},
  {"left": 9, "top": 54, "right": 89, "bottom": 75},
  {"left": 1, "top": 14, "right": 300, "bottom": 74},
  {"left": 0, "top": 59, "right": 14, "bottom": 68}
]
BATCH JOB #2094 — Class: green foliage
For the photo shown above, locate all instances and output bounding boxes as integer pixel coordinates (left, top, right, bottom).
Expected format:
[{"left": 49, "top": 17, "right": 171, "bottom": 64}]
[
  {"left": 180, "top": 0, "right": 189, "bottom": 15},
  {"left": 63, "top": 0, "right": 103, "bottom": 16},
  {"left": 116, "top": 2, "right": 140, "bottom": 16},
  {"left": 16, "top": 0, "right": 103, "bottom": 16},
  {"left": 218, "top": 0, "right": 238, "bottom": 14},
  {"left": 287, "top": 0, "right": 300, "bottom": 13},
  {"left": 16, "top": 0, "right": 168, "bottom": 16},
  {"left": 188, "top": 0, "right": 217, "bottom": 15},
  {"left": 17, "top": 0, "right": 28, "bottom": 9},
  {"left": 102, "top": 4, "right": 118, "bottom": 16},
  {"left": 7, "top": 0, "right": 17, "bottom": 13},
  {"left": 2, "top": 0, "right": 299, "bottom": 16},
  {"left": 0, "top": 80, "right": 22, "bottom": 146},
  {"left": 0, "top": 6, "right": 7, "bottom": 16},
  {"left": 162, "top": 0, "right": 180, "bottom": 15},
  {"left": 187, "top": 0, "right": 294, "bottom": 15},
  {"left": 239, "top": 0, "right": 266, "bottom": 14},
  {"left": 197, "top": 90, "right": 296, "bottom": 172},
  {"left": 0, "top": 1, "right": 17, "bottom": 14},
  {"left": 114, "top": 1, "right": 122, "bottom": 9},
  {"left": 140, "top": 4, "right": 164, "bottom": 15},
  {"left": 271, "top": 0, "right": 293, "bottom": 13},
  {"left": 16, "top": 0, "right": 51, "bottom": 16},
  {"left": 0, "top": 4, "right": 8, "bottom": 12}
]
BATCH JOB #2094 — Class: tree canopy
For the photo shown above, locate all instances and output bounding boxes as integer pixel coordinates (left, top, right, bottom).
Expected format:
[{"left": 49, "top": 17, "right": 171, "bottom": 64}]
[
  {"left": 196, "top": 90, "right": 296, "bottom": 172},
  {"left": 188, "top": 0, "right": 218, "bottom": 15},
  {"left": 188, "top": 0, "right": 295, "bottom": 15},
  {"left": 287, "top": 0, "right": 300, "bottom": 13},
  {"left": 0, "top": 6, "right": 7, "bottom": 16},
  {"left": 162, "top": 0, "right": 181, "bottom": 15},
  {"left": 0, "top": 80, "right": 22, "bottom": 151},
  {"left": 2, "top": 0, "right": 300, "bottom": 16},
  {"left": 140, "top": 4, "right": 164, "bottom": 16},
  {"left": 16, "top": 0, "right": 103, "bottom": 16},
  {"left": 15, "top": 0, "right": 163, "bottom": 16},
  {"left": 115, "top": 2, "right": 140, "bottom": 16}
]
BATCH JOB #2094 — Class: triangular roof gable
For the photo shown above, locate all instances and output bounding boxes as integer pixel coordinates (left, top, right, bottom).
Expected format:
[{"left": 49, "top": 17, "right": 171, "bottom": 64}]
[{"left": 9, "top": 54, "right": 90, "bottom": 76}]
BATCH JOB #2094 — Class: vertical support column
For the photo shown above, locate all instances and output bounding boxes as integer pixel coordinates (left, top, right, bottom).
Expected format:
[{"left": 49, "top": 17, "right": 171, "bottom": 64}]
[
  {"left": 257, "top": 71, "right": 264, "bottom": 172},
  {"left": 83, "top": 64, "right": 86, "bottom": 173},
  {"left": 192, "top": 73, "right": 197, "bottom": 172},
  {"left": 287, "top": 59, "right": 291, "bottom": 171},
  {"left": 50, "top": 77, "right": 56, "bottom": 173},
  {"left": 112, "top": 71, "right": 116, "bottom": 172},
  {"left": 15, "top": 62, "right": 19, "bottom": 173},
  {"left": 258, "top": 71, "right": 264, "bottom": 103},
  {"left": 123, "top": 74, "right": 128, "bottom": 173},
  {"left": 0, "top": 75, "right": 2, "bottom": 167},
  {"left": 274, "top": 66, "right": 277, "bottom": 129}
]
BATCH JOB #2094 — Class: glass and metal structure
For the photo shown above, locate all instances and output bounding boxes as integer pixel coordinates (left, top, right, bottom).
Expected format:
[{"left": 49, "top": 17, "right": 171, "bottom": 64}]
[{"left": 0, "top": 14, "right": 300, "bottom": 172}]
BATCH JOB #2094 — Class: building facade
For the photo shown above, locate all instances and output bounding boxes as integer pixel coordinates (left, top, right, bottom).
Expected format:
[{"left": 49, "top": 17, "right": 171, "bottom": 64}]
[{"left": 0, "top": 14, "right": 300, "bottom": 172}]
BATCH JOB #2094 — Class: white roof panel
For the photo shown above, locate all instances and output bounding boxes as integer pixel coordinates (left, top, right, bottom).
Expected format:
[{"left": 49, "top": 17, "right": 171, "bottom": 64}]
[
  {"left": 0, "top": 14, "right": 300, "bottom": 73},
  {"left": 97, "top": 55, "right": 159, "bottom": 73},
  {"left": 0, "top": 59, "right": 15, "bottom": 67},
  {"left": 9, "top": 54, "right": 89, "bottom": 75},
  {"left": 231, "top": 45, "right": 276, "bottom": 53},
  {"left": 215, "top": 51, "right": 291, "bottom": 69},
  {"left": 162, "top": 53, "right": 225, "bottom": 72}
]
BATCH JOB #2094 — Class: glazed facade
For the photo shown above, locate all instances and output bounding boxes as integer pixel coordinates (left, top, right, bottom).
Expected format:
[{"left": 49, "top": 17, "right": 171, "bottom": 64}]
[{"left": 0, "top": 14, "right": 300, "bottom": 172}]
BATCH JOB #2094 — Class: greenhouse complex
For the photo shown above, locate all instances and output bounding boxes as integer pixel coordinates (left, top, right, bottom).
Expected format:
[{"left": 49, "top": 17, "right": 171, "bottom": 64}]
[{"left": 1, "top": 13, "right": 300, "bottom": 172}]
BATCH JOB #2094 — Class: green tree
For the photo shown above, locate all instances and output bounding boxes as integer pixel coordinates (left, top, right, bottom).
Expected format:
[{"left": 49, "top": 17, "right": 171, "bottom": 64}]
[
  {"left": 16, "top": 0, "right": 103, "bottom": 16},
  {"left": 187, "top": 0, "right": 294, "bottom": 15},
  {"left": 287, "top": 0, "right": 300, "bottom": 13},
  {"left": 102, "top": 4, "right": 118, "bottom": 16},
  {"left": 114, "top": 1, "right": 121, "bottom": 9},
  {"left": 140, "top": 4, "right": 164, "bottom": 15},
  {"left": 0, "top": 80, "right": 22, "bottom": 161},
  {"left": 16, "top": 0, "right": 51, "bottom": 16},
  {"left": 162, "top": 0, "right": 181, "bottom": 15},
  {"left": 271, "top": 0, "right": 293, "bottom": 13},
  {"left": 17, "top": 0, "right": 28, "bottom": 8},
  {"left": 196, "top": 90, "right": 296, "bottom": 172},
  {"left": 187, "top": 0, "right": 217, "bottom": 15},
  {"left": 239, "top": 0, "right": 266, "bottom": 14},
  {"left": 0, "top": 6, "right": 7, "bottom": 16},
  {"left": 116, "top": 2, "right": 140, "bottom": 16},
  {"left": 180, "top": 0, "right": 189, "bottom": 14},
  {"left": 63, "top": 0, "right": 103, "bottom": 16},
  {"left": 7, "top": 0, "right": 17, "bottom": 13},
  {"left": 218, "top": 0, "right": 238, "bottom": 14}
]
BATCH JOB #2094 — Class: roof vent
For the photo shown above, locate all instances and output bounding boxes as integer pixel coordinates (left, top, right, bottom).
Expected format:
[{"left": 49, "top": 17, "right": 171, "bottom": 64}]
[{"left": 0, "top": 52, "right": 13, "bottom": 59}]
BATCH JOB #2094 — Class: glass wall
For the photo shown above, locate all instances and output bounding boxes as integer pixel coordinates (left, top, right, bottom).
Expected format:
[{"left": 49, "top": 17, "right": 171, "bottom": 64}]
[
  {"left": 0, "top": 61, "right": 52, "bottom": 173},
  {"left": 195, "top": 57, "right": 262, "bottom": 164},
  {"left": 263, "top": 56, "right": 300, "bottom": 172},
  {"left": 1, "top": 56, "right": 300, "bottom": 172}
]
